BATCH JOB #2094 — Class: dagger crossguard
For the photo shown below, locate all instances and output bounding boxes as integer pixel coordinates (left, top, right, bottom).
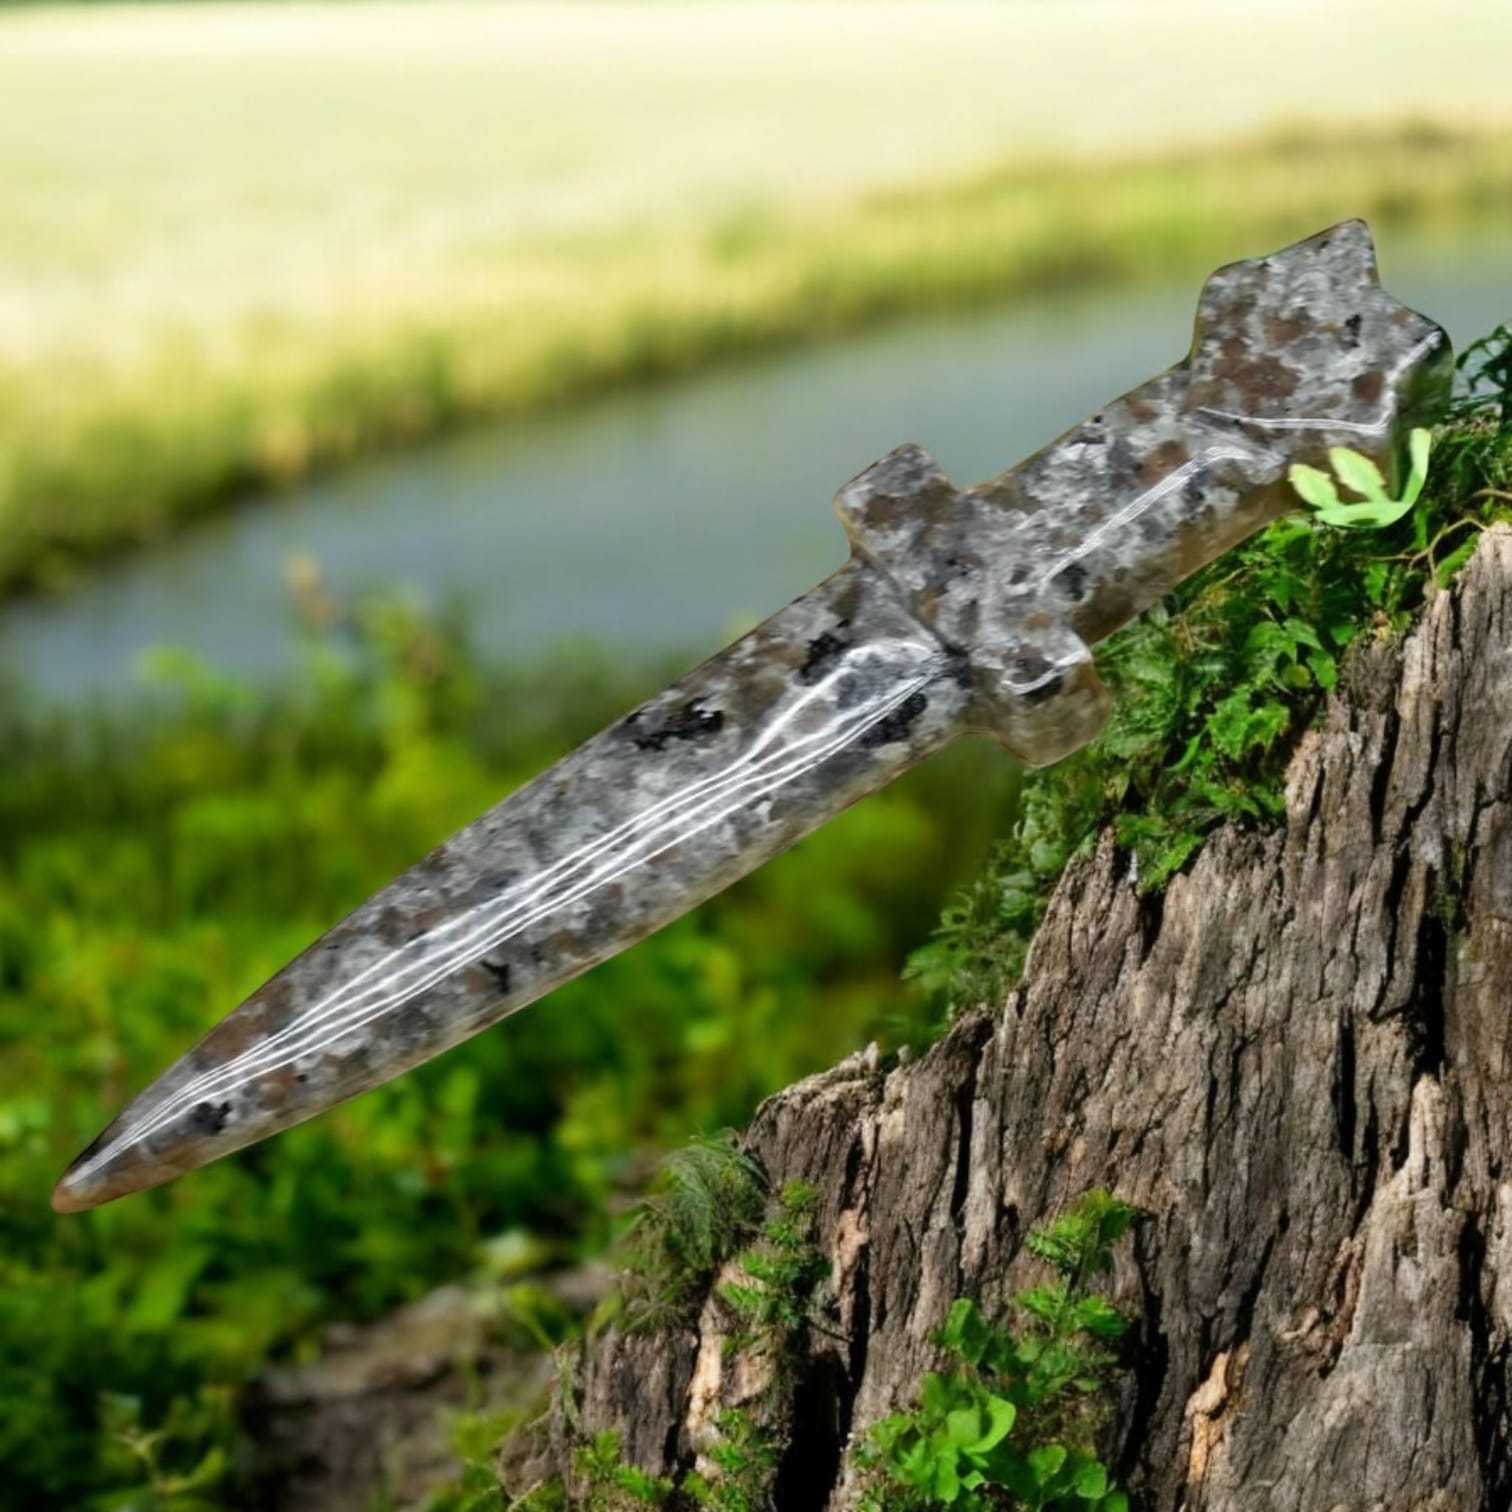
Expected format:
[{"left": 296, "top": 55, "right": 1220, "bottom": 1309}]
[
  {"left": 52, "top": 220, "right": 1452, "bottom": 1212},
  {"left": 837, "top": 218, "right": 1450, "bottom": 766}
]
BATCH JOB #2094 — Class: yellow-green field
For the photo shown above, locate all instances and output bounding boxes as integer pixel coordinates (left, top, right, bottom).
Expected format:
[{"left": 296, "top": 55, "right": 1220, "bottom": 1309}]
[{"left": 4, "top": 0, "right": 1512, "bottom": 592}]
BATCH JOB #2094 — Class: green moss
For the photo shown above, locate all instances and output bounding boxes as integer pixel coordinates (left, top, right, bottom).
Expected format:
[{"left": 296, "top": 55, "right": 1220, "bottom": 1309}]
[{"left": 619, "top": 1134, "right": 770, "bottom": 1331}]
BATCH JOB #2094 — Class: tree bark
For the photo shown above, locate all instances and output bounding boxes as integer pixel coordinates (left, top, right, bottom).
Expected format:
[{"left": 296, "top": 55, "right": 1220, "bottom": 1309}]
[{"left": 502, "top": 526, "right": 1512, "bottom": 1510}]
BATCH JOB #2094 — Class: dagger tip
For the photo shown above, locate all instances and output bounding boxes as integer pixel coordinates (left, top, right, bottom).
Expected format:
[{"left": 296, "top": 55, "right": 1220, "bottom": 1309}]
[
  {"left": 51, "top": 1133, "right": 111, "bottom": 1213},
  {"left": 50, "top": 1169, "right": 97, "bottom": 1215},
  {"left": 50, "top": 1122, "right": 177, "bottom": 1214}
]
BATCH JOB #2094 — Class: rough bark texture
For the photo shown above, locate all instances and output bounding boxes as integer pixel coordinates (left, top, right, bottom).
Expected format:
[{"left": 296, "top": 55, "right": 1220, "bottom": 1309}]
[{"left": 503, "top": 528, "right": 1512, "bottom": 1510}]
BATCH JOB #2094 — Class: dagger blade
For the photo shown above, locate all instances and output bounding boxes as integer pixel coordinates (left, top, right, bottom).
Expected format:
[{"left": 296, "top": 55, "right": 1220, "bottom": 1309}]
[
  {"left": 53, "top": 558, "right": 972, "bottom": 1210},
  {"left": 53, "top": 218, "right": 1451, "bottom": 1211}
]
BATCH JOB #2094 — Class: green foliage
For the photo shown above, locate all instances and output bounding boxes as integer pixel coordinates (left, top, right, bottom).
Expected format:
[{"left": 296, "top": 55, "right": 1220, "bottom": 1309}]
[
  {"left": 429, "top": 1461, "right": 509, "bottom": 1512},
  {"left": 911, "top": 373, "right": 1512, "bottom": 1015},
  {"left": 93, "top": 1387, "right": 240, "bottom": 1512},
  {"left": 857, "top": 1191, "right": 1138, "bottom": 1511},
  {"left": 570, "top": 1180, "right": 824, "bottom": 1509},
  {"left": 1, "top": 590, "right": 1007, "bottom": 1507},
  {"left": 1289, "top": 428, "right": 1432, "bottom": 527},
  {"left": 718, "top": 1180, "right": 832, "bottom": 1364},
  {"left": 573, "top": 1432, "right": 675, "bottom": 1510},
  {"left": 683, "top": 1410, "right": 780, "bottom": 1512},
  {"left": 620, "top": 1134, "right": 770, "bottom": 1330},
  {"left": 508, "top": 1485, "right": 568, "bottom": 1512}
]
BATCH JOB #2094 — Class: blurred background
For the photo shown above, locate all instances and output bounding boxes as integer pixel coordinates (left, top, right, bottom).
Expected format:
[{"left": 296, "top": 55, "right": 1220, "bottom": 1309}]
[{"left": 2, "top": 2, "right": 1510, "bottom": 1507}]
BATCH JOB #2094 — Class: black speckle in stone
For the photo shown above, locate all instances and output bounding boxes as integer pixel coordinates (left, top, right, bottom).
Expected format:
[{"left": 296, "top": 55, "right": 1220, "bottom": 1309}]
[
  {"left": 1055, "top": 560, "right": 1089, "bottom": 602},
  {"left": 481, "top": 958, "right": 511, "bottom": 995},
  {"left": 1108, "top": 438, "right": 1141, "bottom": 480},
  {"left": 1344, "top": 313, "right": 1363, "bottom": 346},
  {"left": 1183, "top": 475, "right": 1207, "bottom": 505},
  {"left": 859, "top": 691, "right": 928, "bottom": 748},
  {"left": 630, "top": 698, "right": 726, "bottom": 752},
  {"left": 801, "top": 630, "right": 849, "bottom": 683},
  {"left": 190, "top": 1100, "right": 232, "bottom": 1135}
]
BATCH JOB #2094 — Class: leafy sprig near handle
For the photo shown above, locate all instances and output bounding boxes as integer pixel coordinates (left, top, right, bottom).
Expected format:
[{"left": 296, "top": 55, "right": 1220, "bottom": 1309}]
[{"left": 1289, "top": 427, "right": 1432, "bottom": 528}]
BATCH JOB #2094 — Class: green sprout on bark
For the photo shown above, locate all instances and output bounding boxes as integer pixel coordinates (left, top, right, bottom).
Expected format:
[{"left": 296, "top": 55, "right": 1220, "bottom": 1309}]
[{"left": 1289, "top": 427, "right": 1433, "bottom": 529}]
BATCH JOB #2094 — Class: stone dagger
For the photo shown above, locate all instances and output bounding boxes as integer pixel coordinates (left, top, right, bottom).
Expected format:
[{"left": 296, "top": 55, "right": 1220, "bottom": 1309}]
[{"left": 52, "top": 219, "right": 1450, "bottom": 1213}]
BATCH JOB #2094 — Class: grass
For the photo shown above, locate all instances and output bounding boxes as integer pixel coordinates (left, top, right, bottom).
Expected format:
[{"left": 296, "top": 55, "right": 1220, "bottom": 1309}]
[{"left": 4, "top": 2, "right": 1512, "bottom": 592}]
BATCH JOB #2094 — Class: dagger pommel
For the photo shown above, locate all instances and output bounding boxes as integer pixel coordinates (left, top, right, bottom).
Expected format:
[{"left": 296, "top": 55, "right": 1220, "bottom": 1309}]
[{"left": 836, "top": 219, "right": 1449, "bottom": 768}]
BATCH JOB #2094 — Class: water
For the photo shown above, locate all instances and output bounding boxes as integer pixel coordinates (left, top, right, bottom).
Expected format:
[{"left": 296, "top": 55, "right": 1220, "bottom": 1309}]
[{"left": 3, "top": 230, "right": 1508, "bottom": 706}]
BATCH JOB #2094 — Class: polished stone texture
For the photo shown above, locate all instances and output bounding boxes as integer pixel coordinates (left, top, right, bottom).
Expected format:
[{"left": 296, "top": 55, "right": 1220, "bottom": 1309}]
[{"left": 53, "top": 220, "right": 1451, "bottom": 1212}]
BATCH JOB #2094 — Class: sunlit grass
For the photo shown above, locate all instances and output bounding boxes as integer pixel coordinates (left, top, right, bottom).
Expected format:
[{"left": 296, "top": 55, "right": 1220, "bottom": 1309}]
[{"left": 4, "top": 2, "right": 1512, "bottom": 592}]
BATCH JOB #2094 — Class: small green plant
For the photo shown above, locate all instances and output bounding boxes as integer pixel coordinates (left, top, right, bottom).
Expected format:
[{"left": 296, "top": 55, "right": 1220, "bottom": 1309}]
[
  {"left": 620, "top": 1133, "right": 771, "bottom": 1330},
  {"left": 684, "top": 1408, "right": 781, "bottom": 1512},
  {"left": 857, "top": 1190, "right": 1138, "bottom": 1511},
  {"left": 719, "top": 1180, "right": 832, "bottom": 1363},
  {"left": 426, "top": 1405, "right": 526, "bottom": 1512},
  {"left": 1289, "top": 428, "right": 1432, "bottom": 528},
  {"left": 573, "top": 1431, "right": 675, "bottom": 1510}
]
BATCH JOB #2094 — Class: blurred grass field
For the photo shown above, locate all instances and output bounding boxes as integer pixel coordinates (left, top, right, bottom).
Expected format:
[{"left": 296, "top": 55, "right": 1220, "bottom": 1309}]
[{"left": 4, "top": 0, "right": 1512, "bottom": 592}]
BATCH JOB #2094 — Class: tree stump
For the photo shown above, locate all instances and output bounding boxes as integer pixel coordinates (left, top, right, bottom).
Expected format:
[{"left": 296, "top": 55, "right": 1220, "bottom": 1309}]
[{"left": 503, "top": 527, "right": 1512, "bottom": 1509}]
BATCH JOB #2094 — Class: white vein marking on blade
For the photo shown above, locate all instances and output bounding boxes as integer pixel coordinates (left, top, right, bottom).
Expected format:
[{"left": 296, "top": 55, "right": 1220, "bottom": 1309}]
[
  {"left": 1031, "top": 444, "right": 1263, "bottom": 598},
  {"left": 93, "top": 640, "right": 944, "bottom": 1163}
]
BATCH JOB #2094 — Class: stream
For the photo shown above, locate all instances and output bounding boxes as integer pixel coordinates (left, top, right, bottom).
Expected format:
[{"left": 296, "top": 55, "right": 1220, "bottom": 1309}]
[{"left": 4, "top": 228, "right": 1508, "bottom": 706}]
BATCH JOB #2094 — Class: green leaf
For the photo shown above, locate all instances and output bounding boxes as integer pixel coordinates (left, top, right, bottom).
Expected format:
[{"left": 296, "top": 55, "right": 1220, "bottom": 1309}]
[
  {"left": 1027, "top": 1443, "right": 1068, "bottom": 1485},
  {"left": 974, "top": 1394, "right": 1017, "bottom": 1452},
  {"left": 939, "top": 1297, "right": 992, "bottom": 1366},
  {"left": 946, "top": 1406, "right": 982, "bottom": 1448},
  {"left": 1309, "top": 495, "right": 1414, "bottom": 529},
  {"left": 1072, "top": 1460, "right": 1109, "bottom": 1499},
  {"left": 1328, "top": 445, "right": 1387, "bottom": 501},
  {"left": 1069, "top": 1294, "right": 1128, "bottom": 1338},
  {"left": 1287, "top": 462, "right": 1339, "bottom": 510},
  {"left": 932, "top": 1453, "right": 962, "bottom": 1503},
  {"left": 1406, "top": 426, "right": 1433, "bottom": 505},
  {"left": 127, "top": 1245, "right": 213, "bottom": 1330},
  {"left": 1305, "top": 649, "right": 1337, "bottom": 690},
  {"left": 1436, "top": 536, "right": 1480, "bottom": 588}
]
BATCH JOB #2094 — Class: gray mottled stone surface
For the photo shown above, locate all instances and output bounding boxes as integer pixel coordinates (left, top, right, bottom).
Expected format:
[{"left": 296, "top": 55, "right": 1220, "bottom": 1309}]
[{"left": 54, "top": 219, "right": 1450, "bottom": 1212}]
